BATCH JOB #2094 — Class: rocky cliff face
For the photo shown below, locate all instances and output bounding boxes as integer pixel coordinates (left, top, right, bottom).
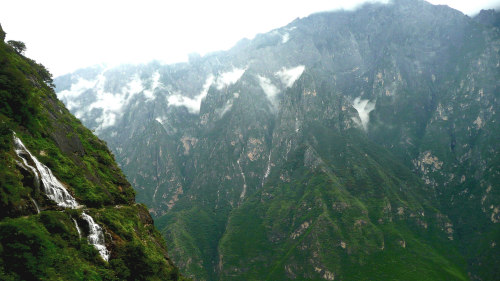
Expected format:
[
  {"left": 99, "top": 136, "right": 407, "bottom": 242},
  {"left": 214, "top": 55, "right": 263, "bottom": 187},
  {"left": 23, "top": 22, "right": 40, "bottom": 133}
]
[
  {"left": 55, "top": 0, "right": 499, "bottom": 280},
  {"left": 0, "top": 25, "right": 186, "bottom": 280},
  {"left": 474, "top": 9, "right": 500, "bottom": 28}
]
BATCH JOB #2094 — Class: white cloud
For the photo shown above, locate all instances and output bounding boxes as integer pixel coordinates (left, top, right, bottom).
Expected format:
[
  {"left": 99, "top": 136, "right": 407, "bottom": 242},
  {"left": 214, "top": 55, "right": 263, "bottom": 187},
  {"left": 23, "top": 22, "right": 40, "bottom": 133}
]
[
  {"left": 169, "top": 70, "right": 242, "bottom": 116},
  {"left": 88, "top": 92, "right": 124, "bottom": 113},
  {"left": 167, "top": 75, "right": 215, "bottom": 114},
  {"left": 88, "top": 74, "right": 142, "bottom": 112},
  {"left": 65, "top": 99, "right": 83, "bottom": 112},
  {"left": 57, "top": 77, "right": 97, "bottom": 109},
  {"left": 282, "top": 32, "right": 290, "bottom": 43},
  {"left": 427, "top": 0, "right": 500, "bottom": 16},
  {"left": 215, "top": 68, "right": 246, "bottom": 90},
  {"left": 86, "top": 73, "right": 147, "bottom": 131},
  {"left": 352, "top": 97, "right": 376, "bottom": 131},
  {"left": 1, "top": 0, "right": 495, "bottom": 76},
  {"left": 143, "top": 71, "right": 160, "bottom": 100},
  {"left": 96, "top": 112, "right": 117, "bottom": 130},
  {"left": 258, "top": 75, "right": 280, "bottom": 99},
  {"left": 58, "top": 70, "right": 168, "bottom": 131},
  {"left": 276, "top": 65, "right": 305, "bottom": 88},
  {"left": 258, "top": 75, "right": 281, "bottom": 111},
  {"left": 126, "top": 76, "right": 144, "bottom": 96},
  {"left": 74, "top": 110, "right": 84, "bottom": 119},
  {"left": 167, "top": 93, "right": 202, "bottom": 114},
  {"left": 151, "top": 71, "right": 161, "bottom": 89}
]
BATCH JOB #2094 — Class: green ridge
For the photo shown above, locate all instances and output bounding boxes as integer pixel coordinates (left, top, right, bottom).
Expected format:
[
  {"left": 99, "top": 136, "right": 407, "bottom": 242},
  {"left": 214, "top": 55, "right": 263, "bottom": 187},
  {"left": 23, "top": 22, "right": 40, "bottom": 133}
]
[{"left": 0, "top": 24, "right": 188, "bottom": 280}]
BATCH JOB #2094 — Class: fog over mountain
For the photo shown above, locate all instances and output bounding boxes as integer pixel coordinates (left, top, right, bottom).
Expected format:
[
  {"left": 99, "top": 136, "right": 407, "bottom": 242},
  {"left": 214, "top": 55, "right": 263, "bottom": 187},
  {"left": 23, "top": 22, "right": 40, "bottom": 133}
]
[
  {"left": 54, "top": 1, "right": 500, "bottom": 280},
  {"left": 1, "top": 0, "right": 499, "bottom": 76}
]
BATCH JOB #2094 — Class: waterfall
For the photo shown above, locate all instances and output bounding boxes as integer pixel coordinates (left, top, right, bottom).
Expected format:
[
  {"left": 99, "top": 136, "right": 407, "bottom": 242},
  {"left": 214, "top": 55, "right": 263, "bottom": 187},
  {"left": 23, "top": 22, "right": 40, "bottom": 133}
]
[
  {"left": 13, "top": 133, "right": 110, "bottom": 261},
  {"left": 13, "top": 134, "right": 79, "bottom": 208},
  {"left": 30, "top": 197, "right": 41, "bottom": 214},
  {"left": 73, "top": 218, "right": 82, "bottom": 239},
  {"left": 237, "top": 159, "right": 247, "bottom": 199},
  {"left": 14, "top": 158, "right": 40, "bottom": 190},
  {"left": 82, "top": 212, "right": 110, "bottom": 261},
  {"left": 262, "top": 151, "right": 272, "bottom": 187}
]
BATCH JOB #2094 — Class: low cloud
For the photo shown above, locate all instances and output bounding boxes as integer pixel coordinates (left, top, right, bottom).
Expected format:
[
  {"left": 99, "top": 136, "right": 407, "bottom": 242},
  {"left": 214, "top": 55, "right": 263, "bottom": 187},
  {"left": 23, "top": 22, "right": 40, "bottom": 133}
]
[
  {"left": 215, "top": 68, "right": 246, "bottom": 90},
  {"left": 258, "top": 75, "right": 280, "bottom": 110},
  {"left": 282, "top": 32, "right": 290, "bottom": 43},
  {"left": 167, "top": 75, "right": 214, "bottom": 114},
  {"left": 57, "top": 70, "right": 167, "bottom": 132},
  {"left": 258, "top": 75, "right": 279, "bottom": 98},
  {"left": 143, "top": 71, "right": 161, "bottom": 101},
  {"left": 57, "top": 77, "right": 97, "bottom": 110},
  {"left": 352, "top": 97, "right": 376, "bottom": 131},
  {"left": 276, "top": 65, "right": 305, "bottom": 88},
  {"left": 90, "top": 74, "right": 145, "bottom": 130}
]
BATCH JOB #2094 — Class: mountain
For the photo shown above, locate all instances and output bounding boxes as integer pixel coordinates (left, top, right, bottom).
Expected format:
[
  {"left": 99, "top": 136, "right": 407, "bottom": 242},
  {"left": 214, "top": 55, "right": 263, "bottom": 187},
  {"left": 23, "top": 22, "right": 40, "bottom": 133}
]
[
  {"left": 474, "top": 9, "right": 500, "bottom": 28},
  {"left": 0, "top": 24, "right": 187, "bottom": 280},
  {"left": 54, "top": 0, "right": 500, "bottom": 280}
]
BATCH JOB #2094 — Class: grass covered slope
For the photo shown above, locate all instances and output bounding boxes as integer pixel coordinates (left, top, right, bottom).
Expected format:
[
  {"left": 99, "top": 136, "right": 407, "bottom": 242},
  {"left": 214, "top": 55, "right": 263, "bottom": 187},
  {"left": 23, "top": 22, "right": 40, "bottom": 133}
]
[
  {"left": 0, "top": 24, "right": 186, "bottom": 280},
  {"left": 216, "top": 124, "right": 468, "bottom": 281}
]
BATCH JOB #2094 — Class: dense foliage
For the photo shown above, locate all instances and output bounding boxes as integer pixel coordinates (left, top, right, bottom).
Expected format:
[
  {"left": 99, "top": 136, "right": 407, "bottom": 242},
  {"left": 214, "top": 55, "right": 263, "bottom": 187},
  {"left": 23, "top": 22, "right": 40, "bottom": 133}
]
[{"left": 0, "top": 24, "right": 186, "bottom": 280}]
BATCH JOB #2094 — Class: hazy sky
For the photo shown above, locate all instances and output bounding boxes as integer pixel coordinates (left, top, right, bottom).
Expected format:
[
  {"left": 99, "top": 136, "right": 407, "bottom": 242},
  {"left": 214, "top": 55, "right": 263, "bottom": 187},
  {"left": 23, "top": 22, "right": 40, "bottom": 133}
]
[{"left": 1, "top": 0, "right": 499, "bottom": 76}]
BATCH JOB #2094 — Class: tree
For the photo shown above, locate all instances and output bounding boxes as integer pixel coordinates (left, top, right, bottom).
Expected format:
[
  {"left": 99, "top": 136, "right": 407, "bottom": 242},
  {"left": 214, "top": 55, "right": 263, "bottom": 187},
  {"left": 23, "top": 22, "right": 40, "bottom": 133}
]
[
  {"left": 0, "top": 24, "right": 5, "bottom": 42},
  {"left": 7, "top": 40, "right": 26, "bottom": 55}
]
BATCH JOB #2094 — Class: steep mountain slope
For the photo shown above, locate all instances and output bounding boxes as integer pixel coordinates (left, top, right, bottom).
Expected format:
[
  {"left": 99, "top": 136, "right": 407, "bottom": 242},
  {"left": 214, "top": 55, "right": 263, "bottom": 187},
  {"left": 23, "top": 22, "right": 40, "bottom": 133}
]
[
  {"left": 474, "top": 9, "right": 500, "bottom": 28},
  {"left": 55, "top": 0, "right": 499, "bottom": 280},
  {"left": 0, "top": 24, "right": 186, "bottom": 280}
]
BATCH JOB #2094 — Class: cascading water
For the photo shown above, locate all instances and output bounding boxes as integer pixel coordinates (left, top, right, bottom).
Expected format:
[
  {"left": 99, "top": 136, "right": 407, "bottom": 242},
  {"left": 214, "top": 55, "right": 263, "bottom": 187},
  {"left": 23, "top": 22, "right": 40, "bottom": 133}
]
[
  {"left": 81, "top": 212, "right": 110, "bottom": 261},
  {"left": 237, "top": 159, "right": 247, "bottom": 199},
  {"left": 262, "top": 151, "right": 272, "bottom": 187},
  {"left": 73, "top": 218, "right": 82, "bottom": 239},
  {"left": 13, "top": 133, "right": 110, "bottom": 261},
  {"left": 30, "top": 197, "right": 41, "bottom": 214},
  {"left": 14, "top": 156, "right": 40, "bottom": 190},
  {"left": 13, "top": 134, "right": 79, "bottom": 208}
]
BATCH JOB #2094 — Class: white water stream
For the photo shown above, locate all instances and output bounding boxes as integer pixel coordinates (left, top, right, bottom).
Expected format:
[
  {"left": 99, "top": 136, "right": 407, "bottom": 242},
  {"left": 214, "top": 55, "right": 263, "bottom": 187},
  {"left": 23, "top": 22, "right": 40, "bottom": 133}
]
[
  {"left": 73, "top": 218, "right": 82, "bottom": 239},
  {"left": 14, "top": 134, "right": 78, "bottom": 208},
  {"left": 262, "top": 151, "right": 272, "bottom": 187},
  {"left": 30, "top": 197, "right": 41, "bottom": 214},
  {"left": 82, "top": 212, "right": 110, "bottom": 261},
  {"left": 237, "top": 159, "right": 247, "bottom": 199},
  {"left": 13, "top": 133, "right": 110, "bottom": 261}
]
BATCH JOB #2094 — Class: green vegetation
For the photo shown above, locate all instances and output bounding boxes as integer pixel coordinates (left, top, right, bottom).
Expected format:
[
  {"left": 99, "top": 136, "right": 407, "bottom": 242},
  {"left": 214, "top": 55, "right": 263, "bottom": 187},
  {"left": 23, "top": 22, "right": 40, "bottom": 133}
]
[
  {"left": 0, "top": 212, "right": 107, "bottom": 280},
  {"left": 49, "top": 2, "right": 500, "bottom": 279},
  {"left": 0, "top": 207, "right": 185, "bottom": 280},
  {"left": 0, "top": 24, "right": 134, "bottom": 213},
  {"left": 213, "top": 123, "right": 468, "bottom": 280},
  {"left": 6, "top": 40, "right": 26, "bottom": 55},
  {"left": 0, "top": 24, "right": 186, "bottom": 280}
]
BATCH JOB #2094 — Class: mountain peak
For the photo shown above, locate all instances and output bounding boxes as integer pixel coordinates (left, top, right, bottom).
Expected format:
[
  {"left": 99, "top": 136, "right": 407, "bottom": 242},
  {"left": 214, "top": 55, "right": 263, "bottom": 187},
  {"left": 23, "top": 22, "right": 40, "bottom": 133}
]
[
  {"left": 474, "top": 8, "right": 500, "bottom": 27},
  {"left": 53, "top": 1, "right": 500, "bottom": 280}
]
